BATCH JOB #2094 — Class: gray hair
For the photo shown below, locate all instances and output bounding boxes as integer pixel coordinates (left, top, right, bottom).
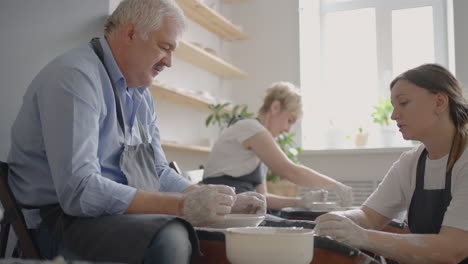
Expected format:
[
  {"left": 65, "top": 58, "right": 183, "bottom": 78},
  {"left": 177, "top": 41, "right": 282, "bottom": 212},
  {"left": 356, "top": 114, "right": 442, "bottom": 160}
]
[{"left": 105, "top": 0, "right": 186, "bottom": 40}]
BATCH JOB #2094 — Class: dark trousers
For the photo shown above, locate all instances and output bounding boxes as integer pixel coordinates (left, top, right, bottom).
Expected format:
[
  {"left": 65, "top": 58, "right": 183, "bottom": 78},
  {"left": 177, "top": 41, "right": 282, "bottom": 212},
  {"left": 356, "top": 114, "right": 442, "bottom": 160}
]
[{"left": 31, "top": 219, "right": 193, "bottom": 264}]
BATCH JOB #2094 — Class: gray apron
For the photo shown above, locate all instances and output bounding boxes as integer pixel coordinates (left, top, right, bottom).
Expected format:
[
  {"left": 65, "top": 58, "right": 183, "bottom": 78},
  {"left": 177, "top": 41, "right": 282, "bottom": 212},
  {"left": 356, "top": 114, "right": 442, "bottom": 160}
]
[
  {"left": 35, "top": 38, "right": 199, "bottom": 264},
  {"left": 120, "top": 117, "right": 160, "bottom": 191}
]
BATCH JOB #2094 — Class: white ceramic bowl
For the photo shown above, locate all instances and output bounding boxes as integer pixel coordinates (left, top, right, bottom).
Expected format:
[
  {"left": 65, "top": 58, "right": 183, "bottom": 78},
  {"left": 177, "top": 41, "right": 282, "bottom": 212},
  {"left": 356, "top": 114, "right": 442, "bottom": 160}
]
[
  {"left": 207, "top": 214, "right": 265, "bottom": 229},
  {"left": 225, "top": 227, "right": 315, "bottom": 264}
]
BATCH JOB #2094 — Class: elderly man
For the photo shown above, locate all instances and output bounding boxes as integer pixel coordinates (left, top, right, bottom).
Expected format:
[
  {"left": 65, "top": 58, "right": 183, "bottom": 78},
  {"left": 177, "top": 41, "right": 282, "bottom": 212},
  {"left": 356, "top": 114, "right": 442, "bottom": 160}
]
[{"left": 7, "top": 0, "right": 265, "bottom": 263}]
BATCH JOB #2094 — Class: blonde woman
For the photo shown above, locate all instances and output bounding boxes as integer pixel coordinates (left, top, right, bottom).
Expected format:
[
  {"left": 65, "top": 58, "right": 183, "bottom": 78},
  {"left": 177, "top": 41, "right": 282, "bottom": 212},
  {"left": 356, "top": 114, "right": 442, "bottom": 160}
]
[
  {"left": 202, "top": 82, "right": 353, "bottom": 210},
  {"left": 315, "top": 64, "right": 468, "bottom": 264}
]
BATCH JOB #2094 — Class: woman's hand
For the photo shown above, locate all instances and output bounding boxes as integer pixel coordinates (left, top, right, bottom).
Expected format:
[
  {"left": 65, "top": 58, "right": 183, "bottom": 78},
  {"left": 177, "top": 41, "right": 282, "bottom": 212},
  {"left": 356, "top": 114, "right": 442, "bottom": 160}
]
[
  {"left": 329, "top": 183, "right": 354, "bottom": 207},
  {"left": 315, "top": 212, "right": 368, "bottom": 248},
  {"left": 297, "top": 189, "right": 328, "bottom": 209}
]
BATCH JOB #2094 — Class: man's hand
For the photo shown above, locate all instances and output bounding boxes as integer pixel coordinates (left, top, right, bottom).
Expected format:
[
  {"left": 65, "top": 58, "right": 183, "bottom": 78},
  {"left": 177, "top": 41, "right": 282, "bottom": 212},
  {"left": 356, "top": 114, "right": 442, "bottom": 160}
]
[
  {"left": 231, "top": 192, "right": 266, "bottom": 215},
  {"left": 181, "top": 185, "right": 235, "bottom": 227},
  {"left": 314, "top": 212, "right": 368, "bottom": 248}
]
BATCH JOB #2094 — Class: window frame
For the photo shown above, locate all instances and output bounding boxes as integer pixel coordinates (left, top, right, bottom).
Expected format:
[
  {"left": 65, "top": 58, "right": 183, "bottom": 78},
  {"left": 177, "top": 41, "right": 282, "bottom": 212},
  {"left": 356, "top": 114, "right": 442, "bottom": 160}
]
[
  {"left": 299, "top": 0, "right": 449, "bottom": 150},
  {"left": 321, "top": 0, "right": 448, "bottom": 98}
]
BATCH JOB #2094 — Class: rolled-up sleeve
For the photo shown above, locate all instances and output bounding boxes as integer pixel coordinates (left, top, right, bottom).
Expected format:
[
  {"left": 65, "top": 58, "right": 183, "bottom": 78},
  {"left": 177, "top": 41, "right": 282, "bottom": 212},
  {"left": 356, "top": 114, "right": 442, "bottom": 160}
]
[{"left": 38, "top": 67, "right": 136, "bottom": 217}]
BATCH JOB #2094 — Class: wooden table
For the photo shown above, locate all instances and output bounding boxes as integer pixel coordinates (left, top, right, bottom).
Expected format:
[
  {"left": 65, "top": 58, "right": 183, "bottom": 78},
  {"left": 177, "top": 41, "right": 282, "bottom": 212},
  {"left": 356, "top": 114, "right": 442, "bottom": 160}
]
[
  {"left": 192, "top": 227, "right": 381, "bottom": 264},
  {"left": 277, "top": 208, "right": 407, "bottom": 264}
]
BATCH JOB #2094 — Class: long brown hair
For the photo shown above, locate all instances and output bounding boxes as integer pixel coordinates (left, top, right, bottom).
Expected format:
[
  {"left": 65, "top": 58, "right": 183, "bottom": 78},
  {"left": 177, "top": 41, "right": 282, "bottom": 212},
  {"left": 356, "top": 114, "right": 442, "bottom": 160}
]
[{"left": 390, "top": 63, "right": 468, "bottom": 171}]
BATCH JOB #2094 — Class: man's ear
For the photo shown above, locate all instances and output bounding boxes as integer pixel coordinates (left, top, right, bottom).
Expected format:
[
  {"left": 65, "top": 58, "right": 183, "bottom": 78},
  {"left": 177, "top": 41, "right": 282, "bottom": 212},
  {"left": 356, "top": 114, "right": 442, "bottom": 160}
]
[{"left": 120, "top": 23, "right": 137, "bottom": 45}]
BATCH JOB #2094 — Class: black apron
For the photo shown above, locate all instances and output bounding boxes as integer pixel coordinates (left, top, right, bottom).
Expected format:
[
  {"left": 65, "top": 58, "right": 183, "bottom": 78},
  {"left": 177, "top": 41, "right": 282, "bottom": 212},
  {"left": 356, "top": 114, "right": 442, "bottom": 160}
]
[
  {"left": 37, "top": 38, "right": 199, "bottom": 263},
  {"left": 202, "top": 162, "right": 266, "bottom": 194},
  {"left": 408, "top": 149, "right": 468, "bottom": 264}
]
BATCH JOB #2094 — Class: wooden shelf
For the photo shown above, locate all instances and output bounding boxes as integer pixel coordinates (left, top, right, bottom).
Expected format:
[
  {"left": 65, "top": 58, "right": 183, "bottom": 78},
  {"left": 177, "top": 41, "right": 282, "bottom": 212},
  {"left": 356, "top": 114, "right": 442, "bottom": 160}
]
[
  {"left": 150, "top": 82, "right": 233, "bottom": 114},
  {"left": 175, "top": 40, "right": 247, "bottom": 79},
  {"left": 176, "top": 0, "right": 248, "bottom": 41},
  {"left": 225, "top": 0, "right": 251, "bottom": 3},
  {"left": 150, "top": 83, "right": 217, "bottom": 112},
  {"left": 162, "top": 141, "right": 211, "bottom": 153}
]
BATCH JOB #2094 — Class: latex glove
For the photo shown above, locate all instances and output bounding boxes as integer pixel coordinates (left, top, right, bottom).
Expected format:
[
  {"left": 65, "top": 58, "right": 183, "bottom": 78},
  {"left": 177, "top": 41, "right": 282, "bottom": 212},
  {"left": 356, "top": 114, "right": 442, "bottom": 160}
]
[
  {"left": 231, "top": 192, "right": 267, "bottom": 215},
  {"left": 314, "top": 212, "right": 368, "bottom": 248},
  {"left": 297, "top": 189, "right": 328, "bottom": 209},
  {"left": 330, "top": 183, "right": 353, "bottom": 207},
  {"left": 182, "top": 184, "right": 236, "bottom": 227}
]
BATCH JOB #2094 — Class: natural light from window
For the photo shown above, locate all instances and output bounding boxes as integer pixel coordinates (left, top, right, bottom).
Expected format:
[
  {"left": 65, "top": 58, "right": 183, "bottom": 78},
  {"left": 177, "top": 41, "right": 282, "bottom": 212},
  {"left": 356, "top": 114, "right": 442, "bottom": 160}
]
[
  {"left": 320, "top": 8, "right": 378, "bottom": 148},
  {"left": 392, "top": 6, "right": 435, "bottom": 77},
  {"left": 300, "top": 0, "right": 450, "bottom": 150}
]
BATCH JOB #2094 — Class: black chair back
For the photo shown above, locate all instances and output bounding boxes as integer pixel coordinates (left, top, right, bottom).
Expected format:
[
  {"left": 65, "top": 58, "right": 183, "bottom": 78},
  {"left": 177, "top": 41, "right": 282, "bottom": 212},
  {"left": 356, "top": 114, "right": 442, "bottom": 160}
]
[
  {"left": 168, "top": 161, "right": 182, "bottom": 174},
  {"left": 0, "top": 161, "right": 40, "bottom": 258}
]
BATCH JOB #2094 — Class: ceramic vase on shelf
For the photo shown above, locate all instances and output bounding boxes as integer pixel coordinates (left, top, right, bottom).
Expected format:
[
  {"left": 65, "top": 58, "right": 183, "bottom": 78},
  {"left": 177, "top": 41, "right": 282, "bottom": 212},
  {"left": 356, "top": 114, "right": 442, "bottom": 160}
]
[
  {"left": 354, "top": 131, "right": 369, "bottom": 147},
  {"left": 380, "top": 125, "right": 397, "bottom": 147}
]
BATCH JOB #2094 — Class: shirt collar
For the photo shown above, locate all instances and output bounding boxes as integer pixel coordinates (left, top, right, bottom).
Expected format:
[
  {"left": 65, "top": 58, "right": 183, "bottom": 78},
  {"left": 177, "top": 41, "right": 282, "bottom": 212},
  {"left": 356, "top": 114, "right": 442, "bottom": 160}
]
[
  {"left": 99, "top": 37, "right": 147, "bottom": 95},
  {"left": 99, "top": 37, "right": 126, "bottom": 92}
]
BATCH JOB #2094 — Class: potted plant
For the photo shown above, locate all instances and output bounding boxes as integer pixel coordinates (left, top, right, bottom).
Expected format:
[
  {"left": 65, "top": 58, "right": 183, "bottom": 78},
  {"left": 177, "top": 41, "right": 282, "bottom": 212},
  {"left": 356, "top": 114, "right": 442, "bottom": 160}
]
[
  {"left": 371, "top": 98, "right": 393, "bottom": 126},
  {"left": 205, "top": 103, "right": 254, "bottom": 130},
  {"left": 266, "top": 133, "right": 302, "bottom": 197},
  {"left": 371, "top": 98, "right": 395, "bottom": 146},
  {"left": 354, "top": 127, "right": 368, "bottom": 147}
]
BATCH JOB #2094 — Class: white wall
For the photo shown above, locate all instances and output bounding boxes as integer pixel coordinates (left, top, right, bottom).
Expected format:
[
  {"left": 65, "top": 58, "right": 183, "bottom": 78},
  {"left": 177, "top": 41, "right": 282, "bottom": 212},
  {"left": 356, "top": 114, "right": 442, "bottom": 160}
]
[
  {"left": 0, "top": 0, "right": 108, "bottom": 161},
  {"left": 226, "top": 0, "right": 301, "bottom": 116},
  {"left": 299, "top": 148, "right": 403, "bottom": 182},
  {"left": 453, "top": 0, "right": 468, "bottom": 86}
]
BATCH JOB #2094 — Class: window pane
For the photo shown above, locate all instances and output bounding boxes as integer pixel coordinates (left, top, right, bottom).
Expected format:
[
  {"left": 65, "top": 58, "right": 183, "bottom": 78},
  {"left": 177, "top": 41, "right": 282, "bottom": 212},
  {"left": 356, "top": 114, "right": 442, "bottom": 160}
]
[
  {"left": 392, "top": 6, "right": 435, "bottom": 77},
  {"left": 304, "top": 8, "right": 378, "bottom": 149},
  {"left": 323, "top": 0, "right": 353, "bottom": 3}
]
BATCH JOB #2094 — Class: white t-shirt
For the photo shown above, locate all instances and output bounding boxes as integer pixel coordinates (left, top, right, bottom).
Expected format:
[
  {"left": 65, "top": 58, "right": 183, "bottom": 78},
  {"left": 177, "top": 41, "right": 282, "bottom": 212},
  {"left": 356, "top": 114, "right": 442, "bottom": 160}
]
[
  {"left": 364, "top": 144, "right": 468, "bottom": 232},
  {"left": 203, "top": 119, "right": 267, "bottom": 179}
]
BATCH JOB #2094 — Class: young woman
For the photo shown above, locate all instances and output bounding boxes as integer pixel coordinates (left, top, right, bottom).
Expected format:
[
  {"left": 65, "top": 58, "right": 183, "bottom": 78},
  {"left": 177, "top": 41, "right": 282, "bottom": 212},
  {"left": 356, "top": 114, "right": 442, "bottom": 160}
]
[
  {"left": 202, "top": 82, "right": 353, "bottom": 210},
  {"left": 315, "top": 64, "right": 468, "bottom": 264}
]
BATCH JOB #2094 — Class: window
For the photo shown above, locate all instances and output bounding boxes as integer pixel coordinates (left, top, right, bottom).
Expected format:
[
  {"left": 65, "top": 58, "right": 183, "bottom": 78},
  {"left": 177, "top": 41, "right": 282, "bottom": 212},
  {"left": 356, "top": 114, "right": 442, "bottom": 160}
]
[{"left": 299, "top": 0, "right": 450, "bottom": 150}]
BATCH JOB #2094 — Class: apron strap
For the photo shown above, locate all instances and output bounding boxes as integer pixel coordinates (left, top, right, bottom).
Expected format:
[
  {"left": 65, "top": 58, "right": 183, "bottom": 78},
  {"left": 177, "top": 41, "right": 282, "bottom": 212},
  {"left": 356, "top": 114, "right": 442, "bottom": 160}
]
[
  {"left": 136, "top": 117, "right": 150, "bottom": 144},
  {"left": 89, "top": 37, "right": 126, "bottom": 135},
  {"left": 408, "top": 148, "right": 453, "bottom": 234}
]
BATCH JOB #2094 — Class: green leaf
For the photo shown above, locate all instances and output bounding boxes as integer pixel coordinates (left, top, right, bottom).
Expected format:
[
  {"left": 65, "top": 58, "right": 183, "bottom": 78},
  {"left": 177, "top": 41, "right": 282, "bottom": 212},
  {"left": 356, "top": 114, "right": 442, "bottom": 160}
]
[
  {"left": 205, "top": 115, "right": 213, "bottom": 127},
  {"left": 371, "top": 97, "right": 393, "bottom": 126},
  {"left": 232, "top": 105, "right": 240, "bottom": 114},
  {"left": 205, "top": 102, "right": 255, "bottom": 132},
  {"left": 208, "top": 104, "right": 217, "bottom": 110}
]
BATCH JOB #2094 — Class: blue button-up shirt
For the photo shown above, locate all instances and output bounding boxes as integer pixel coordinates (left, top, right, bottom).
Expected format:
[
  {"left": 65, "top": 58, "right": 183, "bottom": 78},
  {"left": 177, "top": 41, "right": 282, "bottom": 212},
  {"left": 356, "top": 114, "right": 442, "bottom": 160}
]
[{"left": 7, "top": 38, "right": 192, "bottom": 228}]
